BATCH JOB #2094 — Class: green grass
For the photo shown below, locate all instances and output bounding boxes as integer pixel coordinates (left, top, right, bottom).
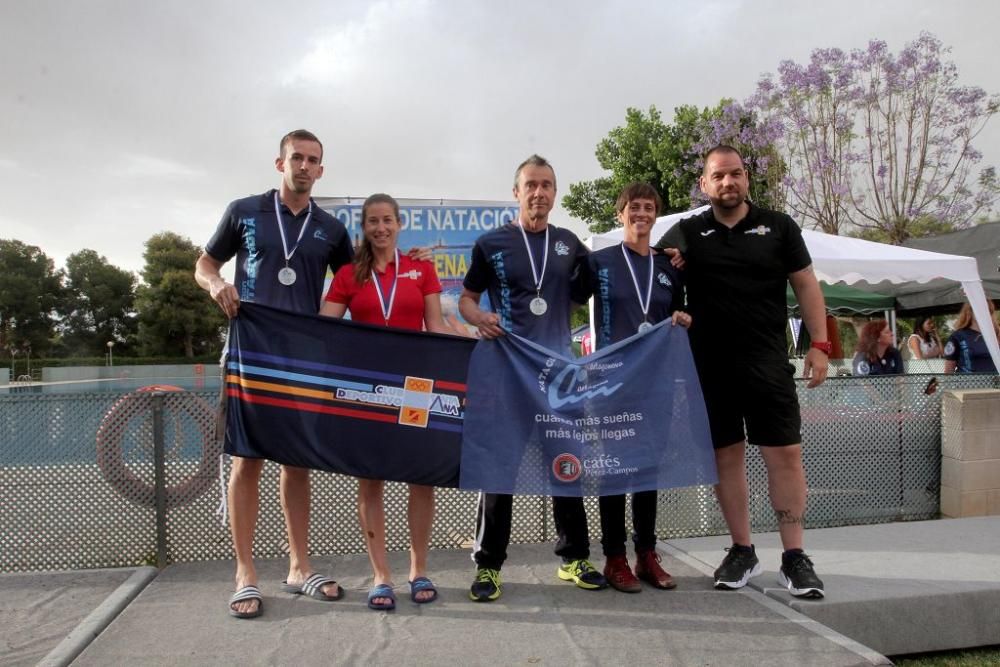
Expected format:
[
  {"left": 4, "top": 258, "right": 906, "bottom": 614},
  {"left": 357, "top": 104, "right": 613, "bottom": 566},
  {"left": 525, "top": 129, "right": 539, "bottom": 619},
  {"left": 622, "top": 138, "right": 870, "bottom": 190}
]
[{"left": 892, "top": 646, "right": 1000, "bottom": 666}]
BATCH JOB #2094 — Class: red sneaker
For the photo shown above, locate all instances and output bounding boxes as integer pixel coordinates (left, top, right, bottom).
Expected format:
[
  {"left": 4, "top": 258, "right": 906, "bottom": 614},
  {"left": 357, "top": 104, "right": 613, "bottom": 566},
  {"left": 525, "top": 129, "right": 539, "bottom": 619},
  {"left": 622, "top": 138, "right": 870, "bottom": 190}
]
[
  {"left": 603, "top": 554, "right": 642, "bottom": 593},
  {"left": 635, "top": 549, "right": 676, "bottom": 590}
]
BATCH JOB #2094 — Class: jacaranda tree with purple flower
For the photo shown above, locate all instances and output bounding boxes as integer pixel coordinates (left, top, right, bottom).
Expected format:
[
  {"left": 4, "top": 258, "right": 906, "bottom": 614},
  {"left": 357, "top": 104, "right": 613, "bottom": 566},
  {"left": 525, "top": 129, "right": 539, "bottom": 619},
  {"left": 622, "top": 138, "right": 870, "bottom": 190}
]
[{"left": 743, "top": 32, "right": 998, "bottom": 243}]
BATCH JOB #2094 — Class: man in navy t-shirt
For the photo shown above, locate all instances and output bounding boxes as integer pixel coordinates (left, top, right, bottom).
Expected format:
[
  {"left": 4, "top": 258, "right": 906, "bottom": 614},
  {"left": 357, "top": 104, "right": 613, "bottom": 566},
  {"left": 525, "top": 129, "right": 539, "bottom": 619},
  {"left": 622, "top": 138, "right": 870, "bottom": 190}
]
[
  {"left": 460, "top": 154, "right": 604, "bottom": 601},
  {"left": 195, "top": 130, "right": 352, "bottom": 618}
]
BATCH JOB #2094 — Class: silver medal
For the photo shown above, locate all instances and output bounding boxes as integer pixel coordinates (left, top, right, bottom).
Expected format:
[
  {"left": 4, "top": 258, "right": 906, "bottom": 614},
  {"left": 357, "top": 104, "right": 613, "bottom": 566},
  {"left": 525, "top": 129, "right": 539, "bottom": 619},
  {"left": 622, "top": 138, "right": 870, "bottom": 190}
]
[
  {"left": 278, "top": 267, "right": 297, "bottom": 286},
  {"left": 638, "top": 321, "right": 652, "bottom": 334},
  {"left": 530, "top": 297, "right": 548, "bottom": 316}
]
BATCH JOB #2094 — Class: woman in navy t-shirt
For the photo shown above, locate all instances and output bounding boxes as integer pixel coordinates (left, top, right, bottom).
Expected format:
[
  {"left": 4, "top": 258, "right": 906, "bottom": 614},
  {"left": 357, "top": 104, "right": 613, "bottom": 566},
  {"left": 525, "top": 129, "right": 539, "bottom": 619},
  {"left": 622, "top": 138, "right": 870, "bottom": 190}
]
[
  {"left": 852, "top": 320, "right": 903, "bottom": 376},
  {"left": 584, "top": 183, "right": 691, "bottom": 593},
  {"left": 944, "top": 301, "right": 999, "bottom": 374}
]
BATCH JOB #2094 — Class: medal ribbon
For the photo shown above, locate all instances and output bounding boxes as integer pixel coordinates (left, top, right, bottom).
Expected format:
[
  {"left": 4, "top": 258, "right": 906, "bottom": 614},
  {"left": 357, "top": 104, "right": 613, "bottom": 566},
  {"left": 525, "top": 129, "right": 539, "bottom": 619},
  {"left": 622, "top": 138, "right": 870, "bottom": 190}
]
[
  {"left": 371, "top": 248, "right": 400, "bottom": 325},
  {"left": 517, "top": 221, "right": 549, "bottom": 298},
  {"left": 274, "top": 191, "right": 313, "bottom": 267},
  {"left": 621, "top": 242, "right": 653, "bottom": 323}
]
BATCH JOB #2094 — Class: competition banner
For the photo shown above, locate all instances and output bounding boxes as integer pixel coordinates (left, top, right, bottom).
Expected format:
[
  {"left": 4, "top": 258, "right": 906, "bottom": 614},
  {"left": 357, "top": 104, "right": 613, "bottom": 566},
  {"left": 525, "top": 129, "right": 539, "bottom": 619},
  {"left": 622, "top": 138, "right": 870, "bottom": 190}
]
[
  {"left": 223, "top": 302, "right": 476, "bottom": 487},
  {"left": 314, "top": 198, "right": 519, "bottom": 326},
  {"left": 460, "top": 321, "right": 718, "bottom": 496}
]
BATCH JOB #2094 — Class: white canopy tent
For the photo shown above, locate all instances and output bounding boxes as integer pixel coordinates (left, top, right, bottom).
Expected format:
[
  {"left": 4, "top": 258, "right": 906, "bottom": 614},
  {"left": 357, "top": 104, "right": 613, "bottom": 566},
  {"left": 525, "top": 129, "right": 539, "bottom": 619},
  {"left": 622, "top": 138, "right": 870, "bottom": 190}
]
[{"left": 589, "top": 206, "right": 1000, "bottom": 371}]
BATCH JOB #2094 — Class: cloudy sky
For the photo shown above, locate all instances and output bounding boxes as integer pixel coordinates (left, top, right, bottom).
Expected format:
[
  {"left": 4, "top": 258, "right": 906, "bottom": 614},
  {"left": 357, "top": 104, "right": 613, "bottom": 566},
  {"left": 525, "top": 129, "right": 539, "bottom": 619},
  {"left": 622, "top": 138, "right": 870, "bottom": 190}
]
[{"left": 2, "top": 0, "right": 998, "bottom": 275}]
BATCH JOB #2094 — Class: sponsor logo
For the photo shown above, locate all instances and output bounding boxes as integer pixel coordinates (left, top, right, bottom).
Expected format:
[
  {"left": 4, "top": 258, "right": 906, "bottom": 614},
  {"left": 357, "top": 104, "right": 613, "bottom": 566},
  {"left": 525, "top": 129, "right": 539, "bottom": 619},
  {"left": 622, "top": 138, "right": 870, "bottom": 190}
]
[
  {"left": 400, "top": 270, "right": 421, "bottom": 279},
  {"left": 399, "top": 376, "right": 433, "bottom": 428},
  {"left": 334, "top": 377, "right": 461, "bottom": 423},
  {"left": 554, "top": 240, "right": 570, "bottom": 256},
  {"left": 552, "top": 453, "right": 582, "bottom": 482},
  {"left": 547, "top": 364, "right": 623, "bottom": 409},
  {"left": 313, "top": 229, "right": 329, "bottom": 241},
  {"left": 700, "top": 229, "right": 716, "bottom": 237},
  {"left": 944, "top": 341, "right": 955, "bottom": 356},
  {"left": 857, "top": 361, "right": 871, "bottom": 375},
  {"left": 744, "top": 225, "right": 771, "bottom": 236},
  {"left": 657, "top": 272, "right": 671, "bottom": 287}
]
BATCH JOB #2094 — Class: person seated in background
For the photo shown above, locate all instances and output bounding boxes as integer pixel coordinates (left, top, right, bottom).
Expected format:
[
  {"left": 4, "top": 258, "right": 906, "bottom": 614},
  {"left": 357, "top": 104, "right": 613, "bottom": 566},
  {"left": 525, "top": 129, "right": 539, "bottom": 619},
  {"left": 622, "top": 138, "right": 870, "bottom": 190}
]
[
  {"left": 944, "top": 301, "right": 999, "bottom": 374},
  {"left": 907, "top": 317, "right": 942, "bottom": 360},
  {"left": 852, "top": 320, "right": 903, "bottom": 376}
]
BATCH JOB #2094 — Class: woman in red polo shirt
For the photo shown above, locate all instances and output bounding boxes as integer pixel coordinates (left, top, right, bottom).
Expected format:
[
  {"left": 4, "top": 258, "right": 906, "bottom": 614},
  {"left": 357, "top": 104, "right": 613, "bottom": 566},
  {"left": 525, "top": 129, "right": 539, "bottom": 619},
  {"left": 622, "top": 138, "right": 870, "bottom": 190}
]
[{"left": 320, "top": 193, "right": 451, "bottom": 611}]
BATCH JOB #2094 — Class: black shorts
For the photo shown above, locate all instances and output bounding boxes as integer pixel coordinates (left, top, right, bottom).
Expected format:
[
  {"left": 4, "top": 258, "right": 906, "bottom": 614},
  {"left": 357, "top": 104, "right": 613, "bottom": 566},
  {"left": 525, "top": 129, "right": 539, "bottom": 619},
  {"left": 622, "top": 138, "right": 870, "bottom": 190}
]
[{"left": 696, "top": 361, "right": 802, "bottom": 448}]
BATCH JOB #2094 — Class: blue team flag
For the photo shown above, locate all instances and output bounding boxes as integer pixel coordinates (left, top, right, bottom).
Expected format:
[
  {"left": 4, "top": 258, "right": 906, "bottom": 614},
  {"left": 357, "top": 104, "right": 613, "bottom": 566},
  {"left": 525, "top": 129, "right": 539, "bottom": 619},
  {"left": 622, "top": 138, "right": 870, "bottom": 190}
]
[
  {"left": 460, "top": 321, "right": 717, "bottom": 496},
  {"left": 224, "top": 303, "right": 475, "bottom": 487}
]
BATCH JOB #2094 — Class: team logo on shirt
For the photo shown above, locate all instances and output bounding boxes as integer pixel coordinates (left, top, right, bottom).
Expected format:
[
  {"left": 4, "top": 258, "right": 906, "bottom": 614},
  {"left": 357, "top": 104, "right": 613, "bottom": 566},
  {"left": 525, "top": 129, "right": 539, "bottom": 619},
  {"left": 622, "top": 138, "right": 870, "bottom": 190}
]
[
  {"left": 657, "top": 272, "right": 671, "bottom": 287},
  {"left": 744, "top": 225, "right": 772, "bottom": 236},
  {"left": 857, "top": 361, "right": 871, "bottom": 375},
  {"left": 944, "top": 341, "right": 955, "bottom": 356},
  {"left": 554, "top": 240, "right": 570, "bottom": 256},
  {"left": 552, "top": 453, "right": 582, "bottom": 482},
  {"left": 401, "top": 270, "right": 422, "bottom": 279},
  {"left": 313, "top": 229, "right": 329, "bottom": 241}
]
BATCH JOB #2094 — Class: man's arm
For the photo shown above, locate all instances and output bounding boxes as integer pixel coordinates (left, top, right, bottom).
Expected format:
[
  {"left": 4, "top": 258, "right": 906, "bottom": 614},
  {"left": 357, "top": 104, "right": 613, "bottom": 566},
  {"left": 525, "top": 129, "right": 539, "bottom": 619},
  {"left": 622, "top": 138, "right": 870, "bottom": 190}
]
[
  {"left": 459, "top": 289, "right": 503, "bottom": 339},
  {"left": 195, "top": 253, "right": 240, "bottom": 318},
  {"left": 788, "top": 264, "right": 828, "bottom": 388}
]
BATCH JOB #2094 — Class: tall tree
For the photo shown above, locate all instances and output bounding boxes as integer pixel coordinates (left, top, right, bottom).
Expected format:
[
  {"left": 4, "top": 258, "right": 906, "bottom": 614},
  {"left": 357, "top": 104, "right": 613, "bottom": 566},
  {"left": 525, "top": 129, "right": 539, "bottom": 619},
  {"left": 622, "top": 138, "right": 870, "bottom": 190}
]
[
  {"left": 0, "top": 239, "right": 64, "bottom": 359},
  {"left": 135, "top": 232, "right": 225, "bottom": 358},
  {"left": 743, "top": 32, "right": 998, "bottom": 242},
  {"left": 60, "top": 249, "right": 138, "bottom": 356},
  {"left": 563, "top": 106, "right": 670, "bottom": 233},
  {"left": 564, "top": 104, "right": 783, "bottom": 233}
]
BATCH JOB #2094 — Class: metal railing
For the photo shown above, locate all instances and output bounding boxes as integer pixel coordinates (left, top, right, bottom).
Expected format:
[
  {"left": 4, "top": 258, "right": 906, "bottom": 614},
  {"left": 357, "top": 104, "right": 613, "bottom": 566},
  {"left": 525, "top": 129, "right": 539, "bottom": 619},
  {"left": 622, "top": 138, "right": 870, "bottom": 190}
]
[{"left": 1, "top": 373, "right": 997, "bottom": 572}]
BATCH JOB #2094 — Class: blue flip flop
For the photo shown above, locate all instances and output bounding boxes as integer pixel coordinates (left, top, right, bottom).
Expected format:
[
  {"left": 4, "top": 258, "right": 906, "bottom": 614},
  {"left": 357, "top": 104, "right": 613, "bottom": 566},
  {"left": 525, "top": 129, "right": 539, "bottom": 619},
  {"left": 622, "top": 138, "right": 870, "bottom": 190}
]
[
  {"left": 408, "top": 576, "right": 438, "bottom": 604},
  {"left": 367, "top": 583, "right": 396, "bottom": 611}
]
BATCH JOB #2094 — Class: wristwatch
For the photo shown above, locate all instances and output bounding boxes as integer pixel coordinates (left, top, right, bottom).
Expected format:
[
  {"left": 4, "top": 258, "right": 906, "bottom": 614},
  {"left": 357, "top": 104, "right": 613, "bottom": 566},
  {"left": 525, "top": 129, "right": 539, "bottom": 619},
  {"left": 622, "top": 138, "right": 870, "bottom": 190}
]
[{"left": 810, "top": 341, "right": 833, "bottom": 355}]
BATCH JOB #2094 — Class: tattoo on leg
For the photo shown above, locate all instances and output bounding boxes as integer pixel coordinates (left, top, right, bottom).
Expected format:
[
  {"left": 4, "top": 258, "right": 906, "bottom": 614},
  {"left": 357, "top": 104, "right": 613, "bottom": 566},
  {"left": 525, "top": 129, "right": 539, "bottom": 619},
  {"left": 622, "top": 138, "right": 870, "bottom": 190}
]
[{"left": 775, "top": 509, "right": 804, "bottom": 526}]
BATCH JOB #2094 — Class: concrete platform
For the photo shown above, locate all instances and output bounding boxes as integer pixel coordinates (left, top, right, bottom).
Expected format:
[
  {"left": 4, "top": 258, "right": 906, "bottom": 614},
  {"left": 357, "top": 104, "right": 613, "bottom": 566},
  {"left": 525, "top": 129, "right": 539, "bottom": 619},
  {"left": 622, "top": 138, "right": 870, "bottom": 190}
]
[
  {"left": 7, "top": 518, "right": 1000, "bottom": 665},
  {"left": 2, "top": 544, "right": 883, "bottom": 667},
  {"left": 671, "top": 516, "right": 1000, "bottom": 656}
]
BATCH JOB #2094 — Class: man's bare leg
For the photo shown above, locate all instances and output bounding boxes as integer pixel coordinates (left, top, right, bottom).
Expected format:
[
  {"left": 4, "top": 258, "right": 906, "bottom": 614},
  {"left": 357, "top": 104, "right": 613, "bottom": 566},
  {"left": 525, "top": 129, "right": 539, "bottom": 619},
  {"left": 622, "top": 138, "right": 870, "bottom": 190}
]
[
  {"left": 713, "top": 442, "right": 752, "bottom": 546},
  {"left": 281, "top": 465, "right": 340, "bottom": 597},
  {"left": 760, "top": 444, "right": 806, "bottom": 550},
  {"left": 229, "top": 457, "right": 264, "bottom": 615}
]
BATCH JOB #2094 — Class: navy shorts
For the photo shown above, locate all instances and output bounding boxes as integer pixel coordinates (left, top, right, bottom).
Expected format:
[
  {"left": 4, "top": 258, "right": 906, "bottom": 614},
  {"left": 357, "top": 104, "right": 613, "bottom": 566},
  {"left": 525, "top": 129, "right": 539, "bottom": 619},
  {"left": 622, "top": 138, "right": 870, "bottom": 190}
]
[{"left": 696, "top": 361, "right": 802, "bottom": 448}]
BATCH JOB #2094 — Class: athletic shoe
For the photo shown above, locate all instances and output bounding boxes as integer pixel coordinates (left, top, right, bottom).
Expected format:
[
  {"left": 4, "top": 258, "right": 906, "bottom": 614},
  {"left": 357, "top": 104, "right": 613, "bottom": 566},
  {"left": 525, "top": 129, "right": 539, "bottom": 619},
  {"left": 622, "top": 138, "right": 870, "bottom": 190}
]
[
  {"left": 557, "top": 559, "right": 608, "bottom": 590},
  {"left": 469, "top": 567, "right": 502, "bottom": 602},
  {"left": 603, "top": 554, "right": 641, "bottom": 593},
  {"left": 713, "top": 544, "right": 761, "bottom": 590},
  {"left": 635, "top": 549, "right": 676, "bottom": 590},
  {"left": 778, "top": 551, "right": 825, "bottom": 599}
]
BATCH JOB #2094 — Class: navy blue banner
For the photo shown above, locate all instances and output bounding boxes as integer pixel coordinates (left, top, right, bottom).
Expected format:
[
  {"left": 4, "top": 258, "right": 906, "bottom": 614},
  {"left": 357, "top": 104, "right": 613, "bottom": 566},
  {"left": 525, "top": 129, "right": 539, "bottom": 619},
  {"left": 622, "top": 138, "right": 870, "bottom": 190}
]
[
  {"left": 460, "top": 322, "right": 717, "bottom": 496},
  {"left": 224, "top": 303, "right": 476, "bottom": 487}
]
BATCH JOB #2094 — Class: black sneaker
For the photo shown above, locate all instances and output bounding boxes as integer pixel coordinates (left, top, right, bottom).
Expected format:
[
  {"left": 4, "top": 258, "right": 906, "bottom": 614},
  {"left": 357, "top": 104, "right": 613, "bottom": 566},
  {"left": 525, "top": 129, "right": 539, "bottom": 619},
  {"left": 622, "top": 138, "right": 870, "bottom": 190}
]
[
  {"left": 778, "top": 552, "right": 825, "bottom": 599},
  {"left": 469, "top": 567, "right": 502, "bottom": 602},
  {"left": 713, "top": 544, "right": 761, "bottom": 590}
]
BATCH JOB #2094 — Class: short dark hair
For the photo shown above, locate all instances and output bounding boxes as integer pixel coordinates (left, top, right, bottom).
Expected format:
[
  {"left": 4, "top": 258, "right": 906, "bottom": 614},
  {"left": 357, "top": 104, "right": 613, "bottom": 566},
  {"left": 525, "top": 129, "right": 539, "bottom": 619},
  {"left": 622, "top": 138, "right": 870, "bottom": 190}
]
[
  {"left": 616, "top": 182, "right": 663, "bottom": 215},
  {"left": 279, "top": 129, "right": 323, "bottom": 162},
  {"left": 513, "top": 154, "right": 556, "bottom": 190},
  {"left": 702, "top": 145, "right": 744, "bottom": 173}
]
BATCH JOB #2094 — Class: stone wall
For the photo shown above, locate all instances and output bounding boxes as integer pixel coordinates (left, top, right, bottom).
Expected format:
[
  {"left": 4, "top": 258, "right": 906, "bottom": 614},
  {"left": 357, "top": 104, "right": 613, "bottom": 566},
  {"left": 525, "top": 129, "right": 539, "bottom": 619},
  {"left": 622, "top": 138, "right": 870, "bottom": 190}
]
[{"left": 941, "top": 389, "right": 1000, "bottom": 517}]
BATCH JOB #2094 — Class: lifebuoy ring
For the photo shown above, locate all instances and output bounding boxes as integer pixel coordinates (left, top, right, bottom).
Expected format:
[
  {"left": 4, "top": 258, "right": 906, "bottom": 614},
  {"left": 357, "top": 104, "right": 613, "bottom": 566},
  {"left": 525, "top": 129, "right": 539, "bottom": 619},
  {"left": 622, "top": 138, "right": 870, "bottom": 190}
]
[{"left": 96, "top": 385, "right": 220, "bottom": 509}]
